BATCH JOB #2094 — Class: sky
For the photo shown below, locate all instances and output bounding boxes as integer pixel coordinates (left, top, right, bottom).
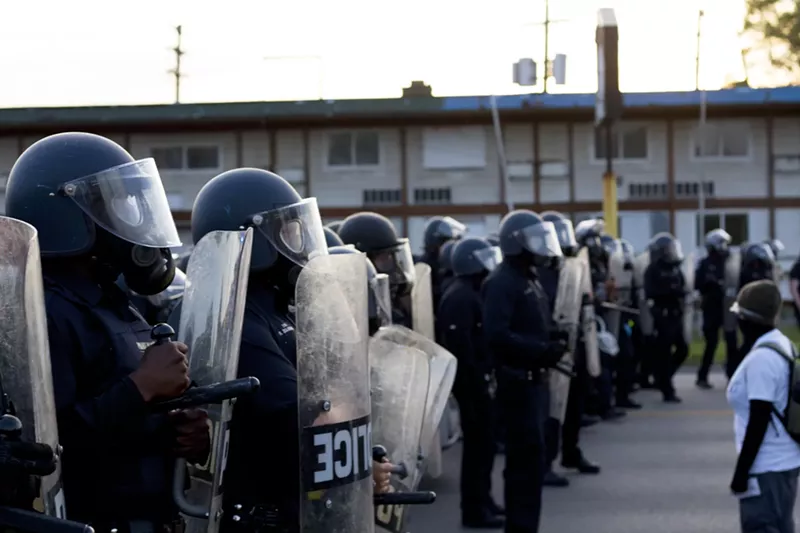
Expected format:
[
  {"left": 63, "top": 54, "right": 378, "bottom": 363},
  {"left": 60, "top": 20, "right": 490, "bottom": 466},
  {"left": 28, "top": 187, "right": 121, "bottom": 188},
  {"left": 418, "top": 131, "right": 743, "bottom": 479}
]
[{"left": 0, "top": 0, "right": 783, "bottom": 108}]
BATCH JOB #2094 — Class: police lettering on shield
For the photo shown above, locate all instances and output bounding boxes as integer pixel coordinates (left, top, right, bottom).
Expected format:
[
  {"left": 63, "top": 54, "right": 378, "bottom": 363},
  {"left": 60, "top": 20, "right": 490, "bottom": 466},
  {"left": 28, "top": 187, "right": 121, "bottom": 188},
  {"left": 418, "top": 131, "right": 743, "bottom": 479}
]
[{"left": 304, "top": 415, "right": 373, "bottom": 491}]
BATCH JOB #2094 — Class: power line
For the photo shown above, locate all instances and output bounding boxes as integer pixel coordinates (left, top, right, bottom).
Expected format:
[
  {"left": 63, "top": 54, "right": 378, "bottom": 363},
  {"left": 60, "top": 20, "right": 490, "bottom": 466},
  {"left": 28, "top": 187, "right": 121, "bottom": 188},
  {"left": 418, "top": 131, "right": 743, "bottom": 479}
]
[{"left": 168, "top": 25, "right": 185, "bottom": 104}]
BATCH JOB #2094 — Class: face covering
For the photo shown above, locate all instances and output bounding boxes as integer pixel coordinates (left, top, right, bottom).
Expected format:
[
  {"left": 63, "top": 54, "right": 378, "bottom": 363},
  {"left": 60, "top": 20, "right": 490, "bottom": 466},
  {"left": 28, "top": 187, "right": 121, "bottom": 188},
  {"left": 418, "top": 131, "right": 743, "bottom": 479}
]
[{"left": 94, "top": 229, "right": 175, "bottom": 296}]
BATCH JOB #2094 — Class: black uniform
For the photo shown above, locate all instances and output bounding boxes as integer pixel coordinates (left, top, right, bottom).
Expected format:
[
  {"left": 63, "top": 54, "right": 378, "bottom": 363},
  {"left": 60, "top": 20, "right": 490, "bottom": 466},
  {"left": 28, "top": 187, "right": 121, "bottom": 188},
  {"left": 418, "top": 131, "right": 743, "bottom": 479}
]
[
  {"left": 483, "top": 209, "right": 565, "bottom": 533},
  {"left": 736, "top": 243, "right": 778, "bottom": 363},
  {"left": 5, "top": 132, "right": 190, "bottom": 531},
  {"left": 791, "top": 258, "right": 800, "bottom": 328},
  {"left": 419, "top": 216, "right": 466, "bottom": 312},
  {"left": 695, "top": 250, "right": 735, "bottom": 384},
  {"left": 644, "top": 244, "right": 689, "bottom": 402}
]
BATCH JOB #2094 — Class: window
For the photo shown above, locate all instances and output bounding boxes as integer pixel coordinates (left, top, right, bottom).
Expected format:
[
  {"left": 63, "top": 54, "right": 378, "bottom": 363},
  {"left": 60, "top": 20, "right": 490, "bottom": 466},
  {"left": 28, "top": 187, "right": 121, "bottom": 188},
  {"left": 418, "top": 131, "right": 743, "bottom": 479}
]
[
  {"left": 674, "top": 181, "right": 714, "bottom": 198},
  {"left": 696, "top": 212, "right": 748, "bottom": 245},
  {"left": 693, "top": 125, "right": 749, "bottom": 159},
  {"left": 363, "top": 189, "right": 402, "bottom": 206},
  {"left": 627, "top": 182, "right": 667, "bottom": 200},
  {"left": 150, "top": 146, "right": 220, "bottom": 171},
  {"left": 594, "top": 125, "right": 648, "bottom": 161},
  {"left": 326, "top": 131, "right": 380, "bottom": 167},
  {"left": 413, "top": 187, "right": 451, "bottom": 205}
]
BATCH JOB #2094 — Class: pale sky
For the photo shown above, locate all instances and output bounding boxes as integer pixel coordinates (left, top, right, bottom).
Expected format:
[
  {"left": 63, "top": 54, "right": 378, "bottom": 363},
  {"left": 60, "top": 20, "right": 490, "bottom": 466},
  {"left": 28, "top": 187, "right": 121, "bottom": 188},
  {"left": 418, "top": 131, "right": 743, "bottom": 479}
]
[{"left": 0, "top": 0, "right": 779, "bottom": 108}]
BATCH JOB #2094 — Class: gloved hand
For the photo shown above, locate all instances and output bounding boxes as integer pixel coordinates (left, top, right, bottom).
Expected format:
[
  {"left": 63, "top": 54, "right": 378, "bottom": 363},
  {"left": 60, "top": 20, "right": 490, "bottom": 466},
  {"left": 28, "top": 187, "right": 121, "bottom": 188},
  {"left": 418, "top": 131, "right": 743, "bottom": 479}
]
[
  {"left": 542, "top": 341, "right": 568, "bottom": 368},
  {"left": 0, "top": 438, "right": 56, "bottom": 508},
  {"left": 169, "top": 408, "right": 211, "bottom": 465}
]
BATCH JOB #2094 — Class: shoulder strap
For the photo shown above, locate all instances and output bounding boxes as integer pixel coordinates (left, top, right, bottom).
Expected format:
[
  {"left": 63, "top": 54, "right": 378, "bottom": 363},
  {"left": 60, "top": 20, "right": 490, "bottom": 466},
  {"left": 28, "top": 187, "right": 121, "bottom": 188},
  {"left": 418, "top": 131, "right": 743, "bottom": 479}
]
[{"left": 756, "top": 341, "right": 798, "bottom": 428}]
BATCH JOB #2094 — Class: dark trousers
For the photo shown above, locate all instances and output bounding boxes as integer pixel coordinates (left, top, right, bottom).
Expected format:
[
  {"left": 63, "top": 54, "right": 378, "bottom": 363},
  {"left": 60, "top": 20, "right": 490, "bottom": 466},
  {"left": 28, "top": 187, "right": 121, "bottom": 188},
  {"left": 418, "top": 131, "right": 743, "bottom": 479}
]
[
  {"left": 698, "top": 319, "right": 737, "bottom": 381},
  {"left": 636, "top": 331, "right": 656, "bottom": 386},
  {"left": 739, "top": 468, "right": 800, "bottom": 533},
  {"left": 653, "top": 312, "right": 689, "bottom": 397},
  {"left": 498, "top": 373, "right": 546, "bottom": 533},
  {"left": 561, "top": 346, "right": 587, "bottom": 461},
  {"left": 453, "top": 382, "right": 496, "bottom": 515},
  {"left": 615, "top": 322, "right": 636, "bottom": 402},
  {"left": 595, "top": 353, "right": 614, "bottom": 414}
]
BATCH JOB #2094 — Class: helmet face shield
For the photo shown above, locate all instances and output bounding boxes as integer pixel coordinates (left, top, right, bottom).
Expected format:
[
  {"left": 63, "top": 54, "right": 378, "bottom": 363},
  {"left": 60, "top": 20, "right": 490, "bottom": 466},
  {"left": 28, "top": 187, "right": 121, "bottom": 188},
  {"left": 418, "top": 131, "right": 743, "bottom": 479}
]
[
  {"left": 62, "top": 158, "right": 182, "bottom": 248},
  {"left": 552, "top": 219, "right": 578, "bottom": 254},
  {"left": 370, "top": 273, "right": 392, "bottom": 327},
  {"left": 370, "top": 239, "right": 415, "bottom": 288},
  {"left": 514, "top": 221, "right": 563, "bottom": 259},
  {"left": 473, "top": 246, "right": 502, "bottom": 272},
  {"left": 252, "top": 197, "right": 328, "bottom": 267}
]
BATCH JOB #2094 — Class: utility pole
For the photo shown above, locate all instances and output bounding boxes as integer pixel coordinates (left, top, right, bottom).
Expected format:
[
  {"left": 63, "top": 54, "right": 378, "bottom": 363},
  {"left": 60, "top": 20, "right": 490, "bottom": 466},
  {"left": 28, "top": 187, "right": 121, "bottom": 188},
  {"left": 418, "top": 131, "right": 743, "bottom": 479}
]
[
  {"left": 696, "top": 10, "right": 707, "bottom": 243},
  {"left": 168, "top": 25, "right": 185, "bottom": 104}
]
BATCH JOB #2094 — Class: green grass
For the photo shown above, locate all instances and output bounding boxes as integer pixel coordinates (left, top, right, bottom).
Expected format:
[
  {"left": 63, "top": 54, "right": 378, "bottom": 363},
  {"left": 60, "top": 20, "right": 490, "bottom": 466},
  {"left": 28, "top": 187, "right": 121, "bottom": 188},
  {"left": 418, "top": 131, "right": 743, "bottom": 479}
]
[{"left": 685, "top": 325, "right": 800, "bottom": 366}]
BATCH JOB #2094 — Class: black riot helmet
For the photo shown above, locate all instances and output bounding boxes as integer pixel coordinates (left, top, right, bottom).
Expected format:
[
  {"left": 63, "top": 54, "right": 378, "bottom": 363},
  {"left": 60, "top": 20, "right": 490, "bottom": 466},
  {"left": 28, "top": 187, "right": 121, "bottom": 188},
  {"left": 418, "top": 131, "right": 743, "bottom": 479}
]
[
  {"left": 326, "top": 220, "right": 344, "bottom": 234},
  {"left": 338, "top": 212, "right": 415, "bottom": 296},
  {"left": 5, "top": 132, "right": 181, "bottom": 295},
  {"left": 323, "top": 227, "right": 344, "bottom": 248},
  {"left": 423, "top": 216, "right": 467, "bottom": 253},
  {"left": 497, "top": 210, "right": 562, "bottom": 267},
  {"left": 600, "top": 234, "right": 617, "bottom": 257},
  {"left": 452, "top": 237, "right": 502, "bottom": 277},
  {"left": 486, "top": 233, "right": 500, "bottom": 246},
  {"left": 328, "top": 245, "right": 392, "bottom": 335},
  {"left": 764, "top": 239, "right": 785, "bottom": 259},
  {"left": 648, "top": 232, "right": 684, "bottom": 266},
  {"left": 742, "top": 242, "right": 775, "bottom": 270},
  {"left": 574, "top": 218, "right": 607, "bottom": 263},
  {"left": 541, "top": 211, "right": 578, "bottom": 257},
  {"left": 705, "top": 228, "right": 732, "bottom": 256},
  {"left": 438, "top": 240, "right": 456, "bottom": 277},
  {"left": 191, "top": 168, "right": 327, "bottom": 279}
]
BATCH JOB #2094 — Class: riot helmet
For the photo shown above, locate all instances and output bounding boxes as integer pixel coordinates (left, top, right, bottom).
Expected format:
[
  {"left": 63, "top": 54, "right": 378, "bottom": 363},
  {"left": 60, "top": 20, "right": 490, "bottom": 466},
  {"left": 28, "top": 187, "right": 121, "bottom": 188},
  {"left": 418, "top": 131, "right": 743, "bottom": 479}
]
[
  {"left": 600, "top": 234, "right": 617, "bottom": 257},
  {"left": 423, "top": 216, "right": 467, "bottom": 253},
  {"left": 328, "top": 245, "right": 392, "bottom": 335},
  {"left": 742, "top": 242, "right": 775, "bottom": 270},
  {"left": 438, "top": 240, "right": 456, "bottom": 278},
  {"left": 452, "top": 237, "right": 502, "bottom": 277},
  {"left": 705, "top": 228, "right": 731, "bottom": 256},
  {"left": 648, "top": 232, "right": 684, "bottom": 266},
  {"left": 486, "top": 233, "right": 500, "bottom": 247},
  {"left": 574, "top": 218, "right": 607, "bottom": 264},
  {"left": 338, "top": 212, "right": 415, "bottom": 297},
  {"left": 497, "top": 210, "right": 562, "bottom": 268},
  {"left": 326, "top": 220, "right": 344, "bottom": 234},
  {"left": 5, "top": 132, "right": 180, "bottom": 295},
  {"left": 764, "top": 239, "right": 785, "bottom": 259},
  {"left": 323, "top": 226, "right": 344, "bottom": 248},
  {"left": 541, "top": 211, "right": 578, "bottom": 257},
  {"left": 191, "top": 168, "right": 327, "bottom": 288}
]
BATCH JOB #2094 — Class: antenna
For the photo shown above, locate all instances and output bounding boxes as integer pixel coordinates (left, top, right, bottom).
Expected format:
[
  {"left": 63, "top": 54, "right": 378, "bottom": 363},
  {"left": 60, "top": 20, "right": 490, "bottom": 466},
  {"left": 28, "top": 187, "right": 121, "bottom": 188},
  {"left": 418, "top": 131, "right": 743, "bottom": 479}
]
[
  {"left": 168, "top": 25, "right": 185, "bottom": 104},
  {"left": 513, "top": 0, "right": 568, "bottom": 93}
]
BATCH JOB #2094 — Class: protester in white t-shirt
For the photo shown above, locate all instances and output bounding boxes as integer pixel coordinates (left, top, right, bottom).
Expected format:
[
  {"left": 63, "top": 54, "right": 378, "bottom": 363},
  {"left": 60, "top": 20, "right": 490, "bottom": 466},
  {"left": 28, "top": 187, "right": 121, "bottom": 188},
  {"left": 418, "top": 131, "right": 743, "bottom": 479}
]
[{"left": 726, "top": 280, "right": 800, "bottom": 533}]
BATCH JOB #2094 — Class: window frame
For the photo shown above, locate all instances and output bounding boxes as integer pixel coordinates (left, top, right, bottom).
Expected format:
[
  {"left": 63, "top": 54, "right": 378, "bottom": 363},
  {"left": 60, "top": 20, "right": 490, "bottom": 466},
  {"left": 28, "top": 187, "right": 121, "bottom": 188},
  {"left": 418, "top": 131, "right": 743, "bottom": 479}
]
[
  {"left": 148, "top": 144, "right": 223, "bottom": 173},
  {"left": 590, "top": 123, "right": 650, "bottom": 164},
  {"left": 323, "top": 130, "right": 382, "bottom": 171},
  {"left": 695, "top": 211, "right": 749, "bottom": 247},
  {"left": 689, "top": 122, "right": 752, "bottom": 162}
]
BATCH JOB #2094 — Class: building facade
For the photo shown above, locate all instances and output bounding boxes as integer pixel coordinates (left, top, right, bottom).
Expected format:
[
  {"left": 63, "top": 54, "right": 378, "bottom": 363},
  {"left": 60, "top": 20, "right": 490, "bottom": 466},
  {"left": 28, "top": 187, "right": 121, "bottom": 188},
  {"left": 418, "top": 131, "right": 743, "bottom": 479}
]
[{"left": 1, "top": 88, "right": 799, "bottom": 263}]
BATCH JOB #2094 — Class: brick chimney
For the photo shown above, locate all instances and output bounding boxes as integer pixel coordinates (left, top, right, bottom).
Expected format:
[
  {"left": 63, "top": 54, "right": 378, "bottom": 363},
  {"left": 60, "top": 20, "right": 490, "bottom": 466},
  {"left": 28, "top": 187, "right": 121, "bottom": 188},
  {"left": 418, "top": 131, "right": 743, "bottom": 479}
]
[{"left": 402, "top": 81, "right": 433, "bottom": 98}]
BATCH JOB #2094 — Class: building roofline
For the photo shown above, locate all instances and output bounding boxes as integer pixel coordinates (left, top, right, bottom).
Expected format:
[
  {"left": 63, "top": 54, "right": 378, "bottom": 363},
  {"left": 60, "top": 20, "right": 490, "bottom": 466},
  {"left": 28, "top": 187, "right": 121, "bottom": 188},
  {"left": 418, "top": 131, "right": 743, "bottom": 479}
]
[{"left": 2, "top": 86, "right": 800, "bottom": 133}]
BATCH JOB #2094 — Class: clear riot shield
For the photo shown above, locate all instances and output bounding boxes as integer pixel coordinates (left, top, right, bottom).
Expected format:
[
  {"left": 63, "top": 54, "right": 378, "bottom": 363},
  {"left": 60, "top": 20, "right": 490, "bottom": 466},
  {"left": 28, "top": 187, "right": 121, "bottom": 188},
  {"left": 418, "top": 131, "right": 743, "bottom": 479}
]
[
  {"left": 634, "top": 251, "right": 654, "bottom": 336},
  {"left": 0, "top": 217, "right": 65, "bottom": 518},
  {"left": 549, "top": 255, "right": 585, "bottom": 422},
  {"left": 605, "top": 248, "right": 626, "bottom": 339},
  {"left": 723, "top": 248, "right": 741, "bottom": 333},
  {"left": 369, "top": 326, "right": 430, "bottom": 533},
  {"left": 295, "top": 254, "right": 372, "bottom": 533},
  {"left": 173, "top": 229, "right": 253, "bottom": 533},
  {"left": 411, "top": 263, "right": 434, "bottom": 341},
  {"left": 682, "top": 252, "right": 696, "bottom": 345},
  {"left": 578, "top": 248, "right": 601, "bottom": 377}
]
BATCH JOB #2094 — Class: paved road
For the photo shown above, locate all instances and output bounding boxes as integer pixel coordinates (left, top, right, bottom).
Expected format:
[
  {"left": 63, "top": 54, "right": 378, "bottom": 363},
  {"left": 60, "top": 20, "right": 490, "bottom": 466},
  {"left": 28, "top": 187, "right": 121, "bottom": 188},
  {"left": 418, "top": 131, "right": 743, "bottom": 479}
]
[{"left": 410, "top": 371, "right": 795, "bottom": 533}]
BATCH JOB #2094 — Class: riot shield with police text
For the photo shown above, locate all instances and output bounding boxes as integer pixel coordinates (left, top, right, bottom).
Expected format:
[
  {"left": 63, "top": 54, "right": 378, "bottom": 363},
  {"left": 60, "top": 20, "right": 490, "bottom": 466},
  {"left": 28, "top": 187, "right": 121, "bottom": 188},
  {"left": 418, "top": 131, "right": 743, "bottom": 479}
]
[
  {"left": 173, "top": 229, "right": 253, "bottom": 533},
  {"left": 296, "top": 254, "right": 372, "bottom": 533},
  {"left": 0, "top": 217, "right": 65, "bottom": 518},
  {"left": 682, "top": 252, "right": 696, "bottom": 345},
  {"left": 411, "top": 263, "right": 434, "bottom": 341},
  {"left": 549, "top": 254, "right": 586, "bottom": 422},
  {"left": 369, "top": 325, "right": 431, "bottom": 533},
  {"left": 578, "top": 248, "right": 601, "bottom": 377},
  {"left": 633, "top": 251, "right": 654, "bottom": 336},
  {"left": 723, "top": 248, "right": 741, "bottom": 333}
]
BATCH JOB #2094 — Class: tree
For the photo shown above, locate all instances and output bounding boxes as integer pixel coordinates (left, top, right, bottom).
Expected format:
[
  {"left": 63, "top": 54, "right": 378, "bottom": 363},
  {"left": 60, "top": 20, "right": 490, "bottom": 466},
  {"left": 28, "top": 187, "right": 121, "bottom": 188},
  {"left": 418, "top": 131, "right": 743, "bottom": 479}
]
[{"left": 744, "top": 0, "right": 800, "bottom": 76}]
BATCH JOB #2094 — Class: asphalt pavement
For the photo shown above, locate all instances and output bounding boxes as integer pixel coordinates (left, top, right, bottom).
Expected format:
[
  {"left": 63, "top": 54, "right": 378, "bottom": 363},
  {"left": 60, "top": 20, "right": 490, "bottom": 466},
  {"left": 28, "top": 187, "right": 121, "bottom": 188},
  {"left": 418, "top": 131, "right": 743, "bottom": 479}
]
[{"left": 410, "top": 370, "right": 798, "bottom": 533}]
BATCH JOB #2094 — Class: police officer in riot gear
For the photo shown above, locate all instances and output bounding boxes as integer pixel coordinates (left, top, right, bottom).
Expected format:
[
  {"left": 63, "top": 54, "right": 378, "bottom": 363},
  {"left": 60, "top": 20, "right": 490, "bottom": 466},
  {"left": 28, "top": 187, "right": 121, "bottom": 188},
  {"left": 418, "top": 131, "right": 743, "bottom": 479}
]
[
  {"left": 644, "top": 233, "right": 690, "bottom": 403},
  {"left": 419, "top": 216, "right": 467, "bottom": 310},
  {"left": 323, "top": 226, "right": 344, "bottom": 248},
  {"left": 119, "top": 268, "right": 187, "bottom": 325},
  {"left": 739, "top": 243, "right": 777, "bottom": 288},
  {"left": 325, "top": 220, "right": 344, "bottom": 234},
  {"left": 5, "top": 132, "right": 209, "bottom": 530},
  {"left": 695, "top": 229, "right": 733, "bottom": 389},
  {"left": 438, "top": 237, "right": 503, "bottom": 528},
  {"left": 482, "top": 210, "right": 565, "bottom": 533},
  {"left": 186, "top": 170, "right": 393, "bottom": 531},
  {"left": 438, "top": 239, "right": 457, "bottom": 301},
  {"left": 338, "top": 212, "right": 416, "bottom": 327}
]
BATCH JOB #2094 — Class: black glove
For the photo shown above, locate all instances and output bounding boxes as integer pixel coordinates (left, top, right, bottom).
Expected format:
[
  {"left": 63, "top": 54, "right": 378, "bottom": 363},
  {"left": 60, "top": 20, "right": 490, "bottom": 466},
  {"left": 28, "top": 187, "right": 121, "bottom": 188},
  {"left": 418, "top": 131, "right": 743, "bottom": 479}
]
[
  {"left": 542, "top": 341, "right": 568, "bottom": 368},
  {"left": 549, "top": 329, "right": 569, "bottom": 344},
  {"left": 0, "top": 439, "right": 57, "bottom": 476}
]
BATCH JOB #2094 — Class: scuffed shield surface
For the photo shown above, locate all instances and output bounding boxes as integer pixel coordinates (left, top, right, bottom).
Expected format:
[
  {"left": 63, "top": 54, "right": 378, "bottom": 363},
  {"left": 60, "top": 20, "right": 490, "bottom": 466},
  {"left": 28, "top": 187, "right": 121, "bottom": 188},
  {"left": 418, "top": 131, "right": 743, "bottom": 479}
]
[
  {"left": 369, "top": 325, "right": 431, "bottom": 533},
  {"left": 176, "top": 229, "right": 253, "bottom": 533},
  {"left": 0, "top": 216, "right": 65, "bottom": 518},
  {"left": 723, "top": 248, "right": 741, "bottom": 332},
  {"left": 411, "top": 263, "right": 434, "bottom": 341},
  {"left": 682, "top": 252, "right": 696, "bottom": 344},
  {"left": 579, "top": 248, "right": 601, "bottom": 377},
  {"left": 295, "top": 254, "right": 372, "bottom": 533},
  {"left": 633, "top": 251, "right": 654, "bottom": 336}
]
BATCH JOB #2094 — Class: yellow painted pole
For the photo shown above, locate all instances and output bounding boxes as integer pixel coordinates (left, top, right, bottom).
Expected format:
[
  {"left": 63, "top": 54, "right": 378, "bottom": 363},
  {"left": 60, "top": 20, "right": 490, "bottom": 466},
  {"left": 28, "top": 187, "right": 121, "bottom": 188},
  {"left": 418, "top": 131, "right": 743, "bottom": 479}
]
[{"left": 602, "top": 171, "right": 618, "bottom": 238}]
